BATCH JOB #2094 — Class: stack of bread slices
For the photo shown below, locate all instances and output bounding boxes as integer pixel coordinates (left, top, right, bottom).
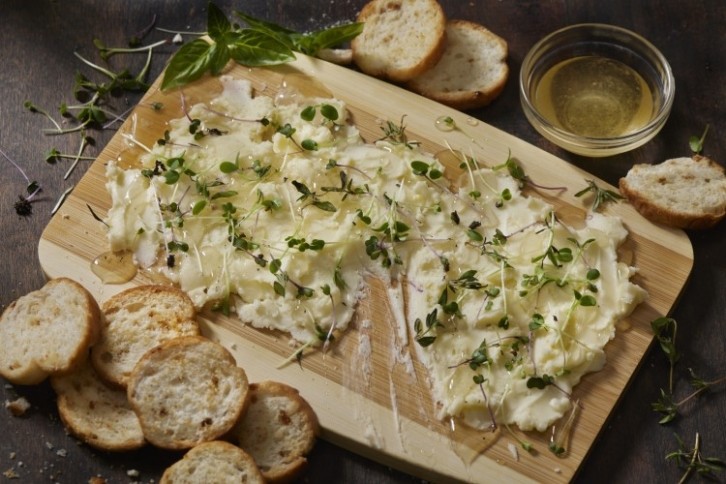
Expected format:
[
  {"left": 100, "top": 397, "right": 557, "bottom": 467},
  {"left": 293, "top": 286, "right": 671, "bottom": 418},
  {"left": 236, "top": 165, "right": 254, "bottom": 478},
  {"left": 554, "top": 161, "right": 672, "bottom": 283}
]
[
  {"left": 0, "top": 279, "right": 319, "bottom": 483},
  {"left": 350, "top": 0, "right": 509, "bottom": 110}
]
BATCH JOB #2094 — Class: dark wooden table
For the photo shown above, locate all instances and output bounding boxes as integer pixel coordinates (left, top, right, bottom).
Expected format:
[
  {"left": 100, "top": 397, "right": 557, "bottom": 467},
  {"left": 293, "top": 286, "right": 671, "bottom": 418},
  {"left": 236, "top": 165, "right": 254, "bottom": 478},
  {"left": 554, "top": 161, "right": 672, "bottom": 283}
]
[{"left": 1, "top": 1, "right": 724, "bottom": 482}]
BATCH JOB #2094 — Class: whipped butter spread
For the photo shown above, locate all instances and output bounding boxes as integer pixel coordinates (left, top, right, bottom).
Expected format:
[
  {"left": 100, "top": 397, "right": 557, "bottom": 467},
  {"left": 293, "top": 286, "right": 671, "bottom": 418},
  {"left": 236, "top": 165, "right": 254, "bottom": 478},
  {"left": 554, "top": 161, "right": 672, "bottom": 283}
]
[{"left": 106, "top": 76, "right": 646, "bottom": 432}]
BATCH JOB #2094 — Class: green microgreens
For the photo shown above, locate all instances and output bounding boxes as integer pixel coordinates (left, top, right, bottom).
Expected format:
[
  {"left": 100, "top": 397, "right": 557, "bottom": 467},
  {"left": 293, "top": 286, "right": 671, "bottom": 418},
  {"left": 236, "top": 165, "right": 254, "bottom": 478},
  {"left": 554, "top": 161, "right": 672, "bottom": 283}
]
[
  {"left": 650, "top": 318, "right": 726, "bottom": 424},
  {"left": 492, "top": 151, "right": 566, "bottom": 192},
  {"left": 378, "top": 115, "right": 420, "bottom": 149},
  {"left": 688, "top": 124, "right": 709, "bottom": 155},
  {"left": 268, "top": 257, "right": 315, "bottom": 299},
  {"left": 320, "top": 171, "right": 369, "bottom": 200},
  {"left": 473, "top": 373, "right": 498, "bottom": 432},
  {"left": 1, "top": 147, "right": 43, "bottom": 216},
  {"left": 292, "top": 180, "right": 337, "bottom": 212},
  {"left": 666, "top": 432, "right": 725, "bottom": 483},
  {"left": 300, "top": 103, "right": 340, "bottom": 124},
  {"left": 161, "top": 3, "right": 362, "bottom": 90},
  {"left": 574, "top": 179, "right": 624, "bottom": 212},
  {"left": 413, "top": 309, "right": 443, "bottom": 347},
  {"left": 548, "top": 399, "right": 580, "bottom": 457}
]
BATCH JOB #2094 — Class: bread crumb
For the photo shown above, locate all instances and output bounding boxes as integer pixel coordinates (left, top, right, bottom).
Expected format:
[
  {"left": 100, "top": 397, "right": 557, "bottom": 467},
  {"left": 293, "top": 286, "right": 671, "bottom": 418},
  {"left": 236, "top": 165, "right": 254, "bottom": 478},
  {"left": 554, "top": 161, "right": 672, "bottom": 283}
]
[
  {"left": 3, "top": 467, "right": 20, "bottom": 479},
  {"left": 56, "top": 449, "right": 67, "bottom": 458},
  {"left": 126, "top": 469, "right": 140, "bottom": 478},
  {"left": 4, "top": 397, "right": 31, "bottom": 416},
  {"left": 88, "top": 477, "right": 106, "bottom": 484}
]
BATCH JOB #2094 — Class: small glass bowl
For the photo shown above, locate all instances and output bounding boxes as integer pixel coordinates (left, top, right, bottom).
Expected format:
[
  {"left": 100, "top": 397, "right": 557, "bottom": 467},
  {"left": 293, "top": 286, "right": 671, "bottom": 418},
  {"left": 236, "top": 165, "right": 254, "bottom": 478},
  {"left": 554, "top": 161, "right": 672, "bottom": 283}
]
[{"left": 519, "top": 23, "right": 675, "bottom": 157}]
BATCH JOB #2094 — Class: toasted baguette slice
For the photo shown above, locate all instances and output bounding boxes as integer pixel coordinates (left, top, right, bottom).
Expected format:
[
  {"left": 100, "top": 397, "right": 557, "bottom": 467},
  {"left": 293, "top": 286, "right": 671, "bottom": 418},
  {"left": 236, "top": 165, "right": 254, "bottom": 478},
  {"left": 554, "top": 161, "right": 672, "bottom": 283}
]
[
  {"left": 233, "top": 381, "right": 319, "bottom": 483},
  {"left": 51, "top": 361, "right": 145, "bottom": 452},
  {"left": 127, "top": 336, "right": 250, "bottom": 450},
  {"left": 619, "top": 155, "right": 726, "bottom": 229},
  {"left": 407, "top": 20, "right": 509, "bottom": 109},
  {"left": 90, "top": 285, "right": 199, "bottom": 388},
  {"left": 160, "top": 441, "right": 264, "bottom": 484},
  {"left": 352, "top": 0, "right": 447, "bottom": 82},
  {"left": 0, "top": 278, "right": 100, "bottom": 385}
]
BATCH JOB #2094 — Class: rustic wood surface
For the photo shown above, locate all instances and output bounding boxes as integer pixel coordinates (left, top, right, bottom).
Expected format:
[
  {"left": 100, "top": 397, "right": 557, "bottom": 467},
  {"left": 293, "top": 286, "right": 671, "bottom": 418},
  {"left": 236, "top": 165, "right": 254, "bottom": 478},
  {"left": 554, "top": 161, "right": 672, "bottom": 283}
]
[{"left": 1, "top": 1, "right": 724, "bottom": 483}]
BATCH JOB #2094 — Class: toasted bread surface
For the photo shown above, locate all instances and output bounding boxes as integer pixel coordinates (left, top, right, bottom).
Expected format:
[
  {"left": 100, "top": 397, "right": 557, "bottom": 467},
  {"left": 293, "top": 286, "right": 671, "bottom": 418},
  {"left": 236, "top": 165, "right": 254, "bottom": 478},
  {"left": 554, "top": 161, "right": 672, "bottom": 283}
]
[
  {"left": 51, "top": 360, "right": 145, "bottom": 451},
  {"left": 619, "top": 155, "right": 726, "bottom": 229},
  {"left": 90, "top": 285, "right": 199, "bottom": 388},
  {"left": 407, "top": 19, "right": 509, "bottom": 109},
  {"left": 233, "top": 380, "right": 319, "bottom": 483},
  {"left": 127, "top": 336, "right": 249, "bottom": 450},
  {"left": 0, "top": 278, "right": 100, "bottom": 385},
  {"left": 351, "top": 0, "right": 447, "bottom": 82},
  {"left": 160, "top": 441, "right": 265, "bottom": 484}
]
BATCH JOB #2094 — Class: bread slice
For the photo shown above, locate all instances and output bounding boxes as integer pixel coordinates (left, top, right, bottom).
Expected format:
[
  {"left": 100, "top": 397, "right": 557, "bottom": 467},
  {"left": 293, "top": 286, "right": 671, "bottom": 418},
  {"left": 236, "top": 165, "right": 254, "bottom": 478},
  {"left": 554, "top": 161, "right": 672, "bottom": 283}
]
[
  {"left": 233, "top": 380, "right": 319, "bottom": 483},
  {"left": 90, "top": 285, "right": 199, "bottom": 388},
  {"left": 351, "top": 0, "right": 447, "bottom": 82},
  {"left": 619, "top": 155, "right": 726, "bottom": 229},
  {"left": 127, "top": 336, "right": 250, "bottom": 450},
  {"left": 51, "top": 360, "right": 145, "bottom": 451},
  {"left": 407, "top": 20, "right": 509, "bottom": 109},
  {"left": 0, "top": 278, "right": 100, "bottom": 385},
  {"left": 160, "top": 441, "right": 265, "bottom": 484}
]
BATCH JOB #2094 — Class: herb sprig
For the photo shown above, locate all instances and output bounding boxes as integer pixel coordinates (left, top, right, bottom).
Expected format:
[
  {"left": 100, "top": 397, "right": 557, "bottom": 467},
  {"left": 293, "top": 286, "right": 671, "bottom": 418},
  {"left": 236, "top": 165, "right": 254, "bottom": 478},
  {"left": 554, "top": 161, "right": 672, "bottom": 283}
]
[
  {"left": 161, "top": 2, "right": 362, "bottom": 90},
  {"left": 574, "top": 179, "right": 624, "bottom": 212}
]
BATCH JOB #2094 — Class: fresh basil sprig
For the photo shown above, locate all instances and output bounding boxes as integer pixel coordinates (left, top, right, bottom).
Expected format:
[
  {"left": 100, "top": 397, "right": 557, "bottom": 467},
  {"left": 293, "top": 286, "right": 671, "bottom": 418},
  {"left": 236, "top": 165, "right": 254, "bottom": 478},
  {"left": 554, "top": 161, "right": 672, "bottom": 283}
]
[{"left": 162, "top": 2, "right": 362, "bottom": 91}]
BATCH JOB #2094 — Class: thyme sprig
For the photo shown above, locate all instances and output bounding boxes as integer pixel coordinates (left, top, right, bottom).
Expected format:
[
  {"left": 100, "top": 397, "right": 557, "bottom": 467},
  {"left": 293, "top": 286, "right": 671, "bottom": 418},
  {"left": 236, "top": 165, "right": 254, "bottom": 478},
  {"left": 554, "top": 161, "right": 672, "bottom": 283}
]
[
  {"left": 574, "top": 179, "right": 624, "bottom": 212},
  {"left": 666, "top": 432, "right": 725, "bottom": 483}
]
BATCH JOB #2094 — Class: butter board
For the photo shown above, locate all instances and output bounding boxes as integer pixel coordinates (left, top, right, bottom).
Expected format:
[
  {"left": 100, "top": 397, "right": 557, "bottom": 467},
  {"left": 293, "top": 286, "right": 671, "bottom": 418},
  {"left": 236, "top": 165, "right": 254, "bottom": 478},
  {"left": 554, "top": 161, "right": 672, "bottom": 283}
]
[{"left": 39, "top": 54, "right": 693, "bottom": 483}]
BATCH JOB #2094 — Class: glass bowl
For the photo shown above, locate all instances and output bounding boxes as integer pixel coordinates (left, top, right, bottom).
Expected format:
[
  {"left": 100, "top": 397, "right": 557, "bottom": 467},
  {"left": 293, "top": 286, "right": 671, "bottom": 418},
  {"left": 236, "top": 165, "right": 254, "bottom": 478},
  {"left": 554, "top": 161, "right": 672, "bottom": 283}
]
[{"left": 519, "top": 23, "right": 675, "bottom": 157}]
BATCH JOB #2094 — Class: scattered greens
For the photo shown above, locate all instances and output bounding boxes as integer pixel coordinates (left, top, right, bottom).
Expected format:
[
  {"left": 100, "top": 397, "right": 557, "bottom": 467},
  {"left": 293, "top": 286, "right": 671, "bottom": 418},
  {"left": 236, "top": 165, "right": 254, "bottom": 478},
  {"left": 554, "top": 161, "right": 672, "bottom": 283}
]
[
  {"left": 574, "top": 179, "right": 624, "bottom": 212},
  {"left": 666, "top": 433, "right": 725, "bottom": 483},
  {"left": 688, "top": 124, "right": 709, "bottom": 155}
]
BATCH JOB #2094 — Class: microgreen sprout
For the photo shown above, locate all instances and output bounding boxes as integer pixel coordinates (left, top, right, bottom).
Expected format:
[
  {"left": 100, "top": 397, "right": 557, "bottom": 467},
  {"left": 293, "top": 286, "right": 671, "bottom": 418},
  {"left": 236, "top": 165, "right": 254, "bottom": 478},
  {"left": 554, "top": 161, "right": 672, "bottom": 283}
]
[
  {"left": 666, "top": 432, "right": 725, "bottom": 483},
  {"left": 688, "top": 124, "right": 709, "bottom": 155},
  {"left": 574, "top": 179, "right": 624, "bottom": 212},
  {"left": 548, "top": 399, "right": 580, "bottom": 457},
  {"left": 1, "top": 146, "right": 43, "bottom": 216},
  {"left": 378, "top": 116, "right": 420, "bottom": 149}
]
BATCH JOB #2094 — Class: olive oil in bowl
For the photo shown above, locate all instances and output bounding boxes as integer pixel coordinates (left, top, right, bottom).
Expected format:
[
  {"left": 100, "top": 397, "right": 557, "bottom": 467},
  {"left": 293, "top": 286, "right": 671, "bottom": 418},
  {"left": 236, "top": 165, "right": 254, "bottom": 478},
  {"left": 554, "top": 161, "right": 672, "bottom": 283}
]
[{"left": 533, "top": 56, "right": 654, "bottom": 138}]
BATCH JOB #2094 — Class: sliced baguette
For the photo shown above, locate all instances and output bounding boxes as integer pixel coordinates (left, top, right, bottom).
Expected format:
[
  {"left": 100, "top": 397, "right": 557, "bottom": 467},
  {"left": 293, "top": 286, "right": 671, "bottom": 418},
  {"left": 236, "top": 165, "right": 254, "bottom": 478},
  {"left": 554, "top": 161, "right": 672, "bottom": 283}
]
[
  {"left": 233, "top": 380, "right": 320, "bottom": 483},
  {"left": 351, "top": 0, "right": 447, "bottom": 82},
  {"left": 160, "top": 441, "right": 264, "bottom": 484},
  {"left": 619, "top": 155, "right": 726, "bottom": 229},
  {"left": 407, "top": 19, "right": 508, "bottom": 109},
  {"left": 90, "top": 285, "right": 199, "bottom": 388},
  {"left": 0, "top": 278, "right": 100, "bottom": 385},
  {"left": 127, "top": 336, "right": 250, "bottom": 450},
  {"left": 51, "top": 360, "right": 145, "bottom": 452}
]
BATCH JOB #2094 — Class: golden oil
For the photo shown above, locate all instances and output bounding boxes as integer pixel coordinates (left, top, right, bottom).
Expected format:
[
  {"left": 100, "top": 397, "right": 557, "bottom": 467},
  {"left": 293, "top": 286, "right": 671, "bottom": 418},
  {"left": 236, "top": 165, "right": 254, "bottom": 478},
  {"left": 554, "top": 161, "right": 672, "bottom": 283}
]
[{"left": 533, "top": 56, "right": 654, "bottom": 138}]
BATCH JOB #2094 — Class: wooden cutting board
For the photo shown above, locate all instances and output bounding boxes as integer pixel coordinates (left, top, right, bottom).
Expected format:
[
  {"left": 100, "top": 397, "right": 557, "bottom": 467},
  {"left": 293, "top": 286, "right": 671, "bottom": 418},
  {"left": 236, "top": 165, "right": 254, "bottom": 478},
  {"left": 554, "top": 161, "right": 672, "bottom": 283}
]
[{"left": 39, "top": 54, "right": 693, "bottom": 483}]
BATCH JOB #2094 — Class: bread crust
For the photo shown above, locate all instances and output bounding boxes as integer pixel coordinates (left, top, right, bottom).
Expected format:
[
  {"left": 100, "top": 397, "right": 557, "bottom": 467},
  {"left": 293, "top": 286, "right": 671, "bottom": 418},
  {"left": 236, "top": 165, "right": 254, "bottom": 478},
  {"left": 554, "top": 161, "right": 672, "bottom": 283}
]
[
  {"left": 90, "top": 284, "right": 199, "bottom": 388},
  {"left": 619, "top": 155, "right": 726, "bottom": 230},
  {"left": 127, "top": 336, "right": 250, "bottom": 450},
  {"left": 160, "top": 440, "right": 264, "bottom": 484},
  {"left": 352, "top": 0, "right": 447, "bottom": 82},
  {"left": 406, "top": 19, "right": 509, "bottom": 110},
  {"left": 51, "top": 361, "right": 145, "bottom": 452},
  {"left": 0, "top": 277, "right": 101, "bottom": 385},
  {"left": 233, "top": 380, "right": 320, "bottom": 483}
]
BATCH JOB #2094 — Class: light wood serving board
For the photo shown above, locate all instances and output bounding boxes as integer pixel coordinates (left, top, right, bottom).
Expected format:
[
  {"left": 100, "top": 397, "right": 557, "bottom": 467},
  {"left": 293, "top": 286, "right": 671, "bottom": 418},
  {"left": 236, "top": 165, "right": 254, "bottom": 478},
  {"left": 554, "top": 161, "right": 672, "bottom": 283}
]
[{"left": 39, "top": 54, "right": 693, "bottom": 483}]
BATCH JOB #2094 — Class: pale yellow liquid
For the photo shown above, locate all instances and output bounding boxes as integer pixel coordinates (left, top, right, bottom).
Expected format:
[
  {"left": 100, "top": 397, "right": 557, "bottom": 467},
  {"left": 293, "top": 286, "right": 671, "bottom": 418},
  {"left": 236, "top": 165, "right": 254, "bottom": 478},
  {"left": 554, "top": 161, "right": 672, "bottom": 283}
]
[{"left": 533, "top": 56, "right": 654, "bottom": 138}]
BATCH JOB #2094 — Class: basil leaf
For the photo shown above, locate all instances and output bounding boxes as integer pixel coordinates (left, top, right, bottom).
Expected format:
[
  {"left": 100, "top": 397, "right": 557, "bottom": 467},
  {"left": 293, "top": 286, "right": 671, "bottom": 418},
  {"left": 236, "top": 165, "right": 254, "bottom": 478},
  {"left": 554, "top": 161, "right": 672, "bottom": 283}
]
[
  {"left": 207, "top": 2, "right": 232, "bottom": 41},
  {"left": 226, "top": 30, "right": 295, "bottom": 66},
  {"left": 208, "top": 41, "right": 230, "bottom": 75},
  {"left": 162, "top": 39, "right": 216, "bottom": 90},
  {"left": 293, "top": 23, "right": 364, "bottom": 55},
  {"left": 234, "top": 10, "right": 296, "bottom": 36}
]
